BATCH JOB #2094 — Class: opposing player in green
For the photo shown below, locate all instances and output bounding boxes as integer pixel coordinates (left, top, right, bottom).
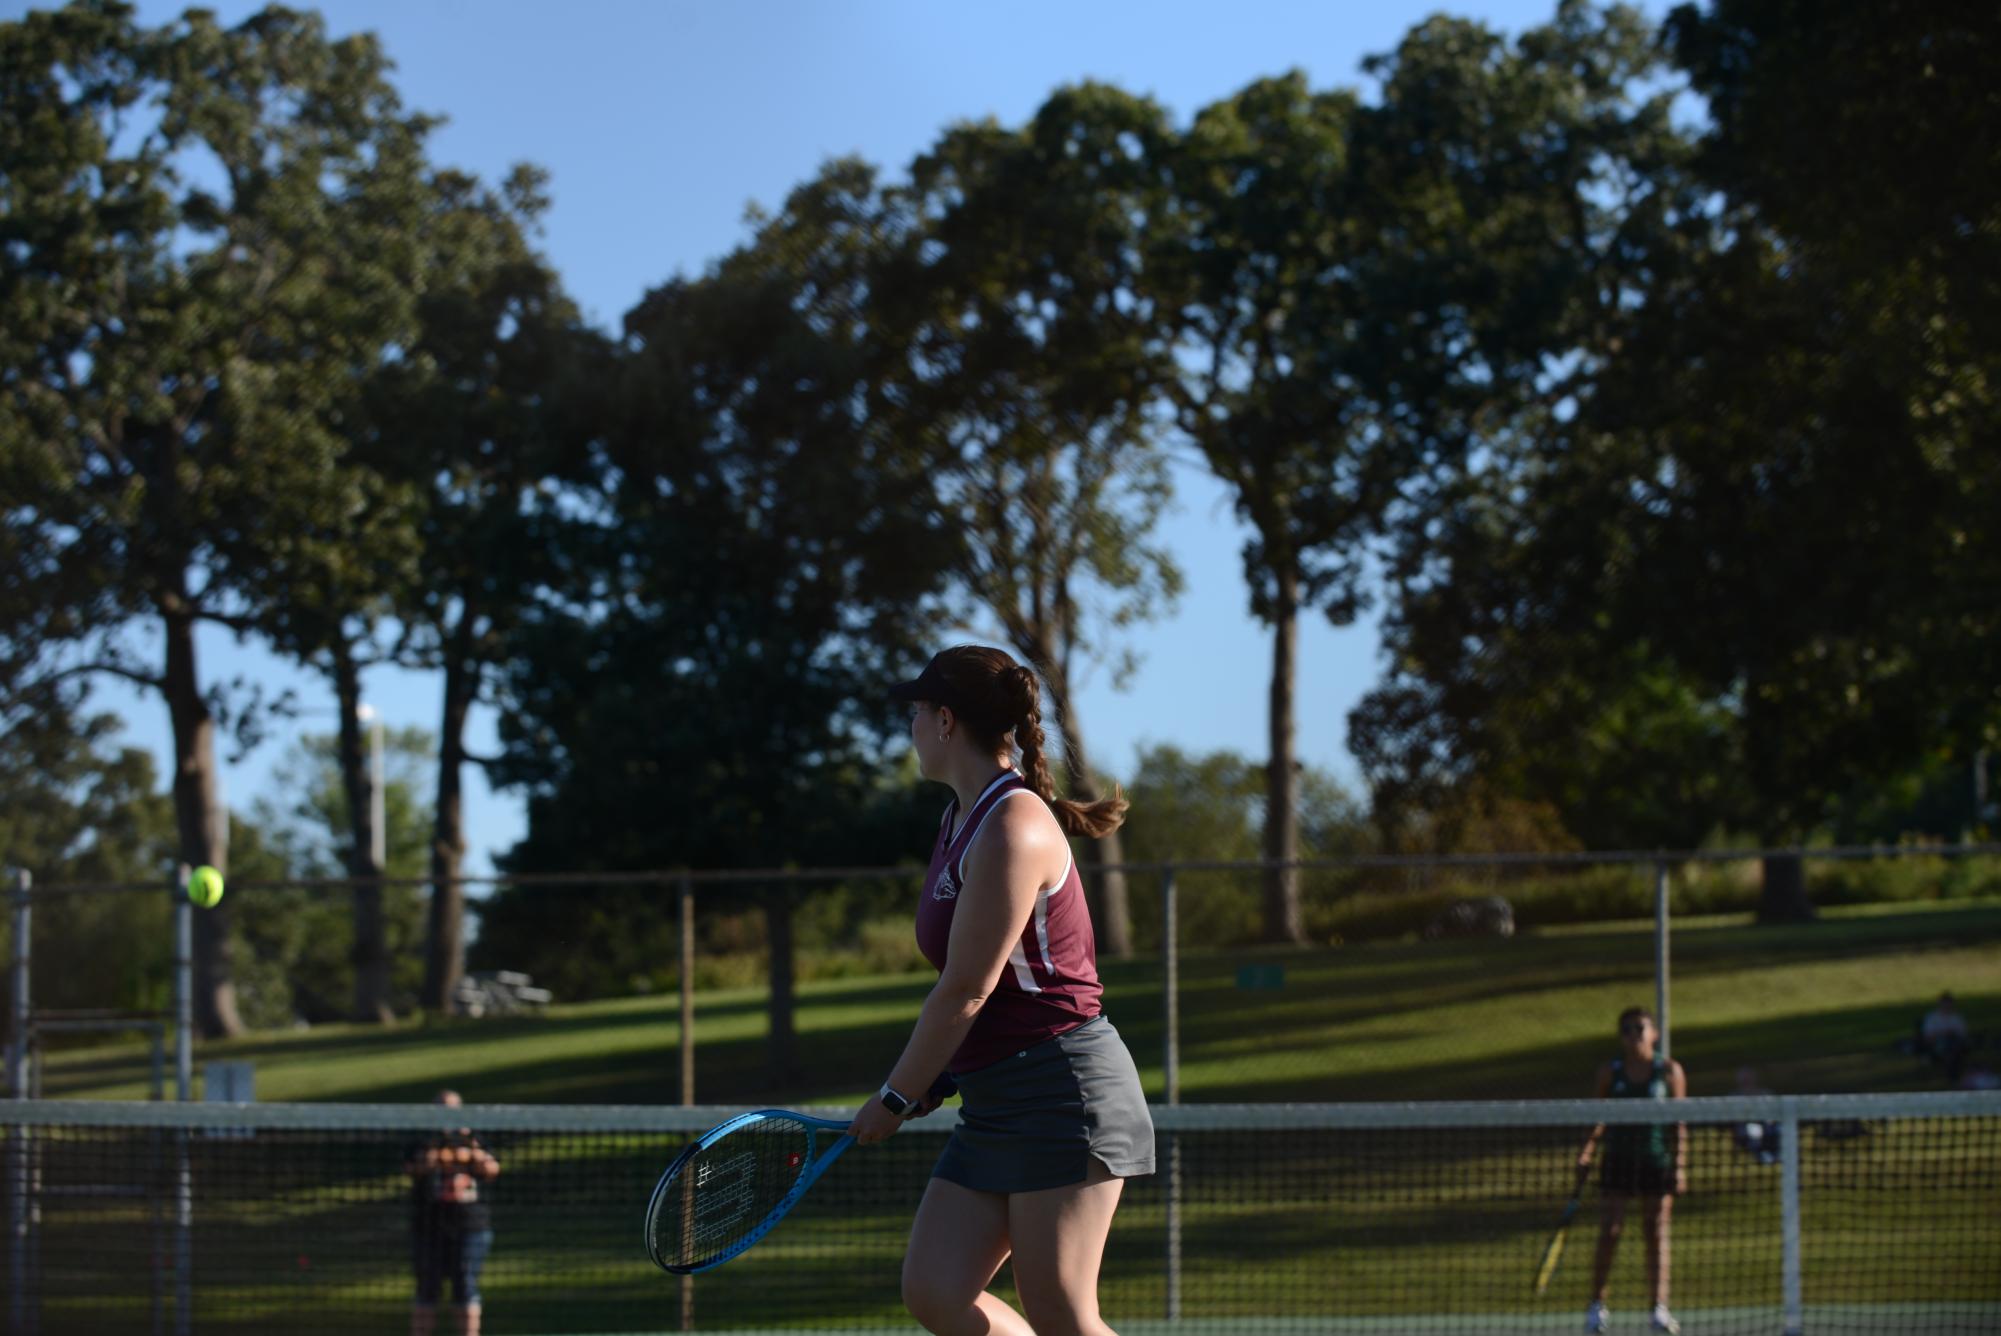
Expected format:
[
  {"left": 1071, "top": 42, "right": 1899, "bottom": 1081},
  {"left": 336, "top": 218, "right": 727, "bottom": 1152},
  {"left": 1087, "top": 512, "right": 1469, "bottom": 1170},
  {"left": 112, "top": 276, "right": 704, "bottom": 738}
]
[{"left": 1574, "top": 1006, "right": 1687, "bottom": 1335}]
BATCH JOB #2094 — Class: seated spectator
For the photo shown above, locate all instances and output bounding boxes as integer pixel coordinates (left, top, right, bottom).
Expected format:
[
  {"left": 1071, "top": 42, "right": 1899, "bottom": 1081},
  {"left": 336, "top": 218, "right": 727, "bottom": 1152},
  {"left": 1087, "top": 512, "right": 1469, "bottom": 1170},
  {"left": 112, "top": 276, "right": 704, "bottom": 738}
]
[
  {"left": 1919, "top": 992, "right": 1971, "bottom": 1083},
  {"left": 1730, "top": 1066, "right": 1781, "bottom": 1165}
]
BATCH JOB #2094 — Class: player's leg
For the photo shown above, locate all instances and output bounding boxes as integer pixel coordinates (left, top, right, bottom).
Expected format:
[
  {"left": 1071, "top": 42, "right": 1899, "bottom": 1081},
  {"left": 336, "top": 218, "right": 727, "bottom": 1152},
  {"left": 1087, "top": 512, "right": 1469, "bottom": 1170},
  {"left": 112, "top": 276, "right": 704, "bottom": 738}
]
[
  {"left": 1641, "top": 1191, "right": 1672, "bottom": 1301},
  {"left": 1641, "top": 1191, "right": 1678, "bottom": 1331},
  {"left": 902, "top": 1177, "right": 1033, "bottom": 1336},
  {"left": 1007, "top": 1158, "right": 1125, "bottom": 1336},
  {"left": 411, "top": 1232, "right": 443, "bottom": 1336},
  {"left": 1585, "top": 1192, "right": 1628, "bottom": 1332},
  {"left": 458, "top": 1228, "right": 492, "bottom": 1335},
  {"left": 1590, "top": 1193, "right": 1628, "bottom": 1298}
]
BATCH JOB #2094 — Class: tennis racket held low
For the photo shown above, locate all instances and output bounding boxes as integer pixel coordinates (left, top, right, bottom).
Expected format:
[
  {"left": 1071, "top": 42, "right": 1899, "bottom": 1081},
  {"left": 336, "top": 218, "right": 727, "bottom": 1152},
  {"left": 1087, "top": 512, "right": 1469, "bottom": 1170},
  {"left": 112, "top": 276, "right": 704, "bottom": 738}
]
[
  {"left": 645, "top": 1109, "right": 854, "bottom": 1275},
  {"left": 1533, "top": 1163, "right": 1593, "bottom": 1296}
]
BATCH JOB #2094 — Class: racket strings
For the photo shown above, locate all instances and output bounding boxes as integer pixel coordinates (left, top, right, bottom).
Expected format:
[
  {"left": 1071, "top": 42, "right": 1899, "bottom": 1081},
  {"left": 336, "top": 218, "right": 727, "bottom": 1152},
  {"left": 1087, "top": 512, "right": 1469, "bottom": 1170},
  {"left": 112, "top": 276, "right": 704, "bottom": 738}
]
[{"left": 655, "top": 1117, "right": 820, "bottom": 1269}]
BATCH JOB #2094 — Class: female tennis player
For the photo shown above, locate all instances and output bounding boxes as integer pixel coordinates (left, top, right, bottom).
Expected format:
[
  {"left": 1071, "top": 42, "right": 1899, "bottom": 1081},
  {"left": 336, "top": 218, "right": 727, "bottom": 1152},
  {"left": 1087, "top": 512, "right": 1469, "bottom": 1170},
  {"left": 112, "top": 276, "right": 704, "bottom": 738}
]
[
  {"left": 1574, "top": 1006, "right": 1687, "bottom": 1335},
  {"left": 847, "top": 645, "right": 1155, "bottom": 1336}
]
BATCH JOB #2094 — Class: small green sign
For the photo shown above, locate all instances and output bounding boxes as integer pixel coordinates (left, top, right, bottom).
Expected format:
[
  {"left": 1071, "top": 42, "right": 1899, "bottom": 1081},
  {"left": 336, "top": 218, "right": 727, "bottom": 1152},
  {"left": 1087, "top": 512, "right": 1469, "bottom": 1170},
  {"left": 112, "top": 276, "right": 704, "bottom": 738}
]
[{"left": 1235, "top": 964, "right": 1286, "bottom": 990}]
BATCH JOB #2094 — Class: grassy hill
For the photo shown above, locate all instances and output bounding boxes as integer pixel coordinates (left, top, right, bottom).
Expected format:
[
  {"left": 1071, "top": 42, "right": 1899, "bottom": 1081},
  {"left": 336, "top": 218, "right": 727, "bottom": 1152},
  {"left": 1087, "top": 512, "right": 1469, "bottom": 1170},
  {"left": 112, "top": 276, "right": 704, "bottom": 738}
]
[{"left": 41, "top": 899, "right": 2001, "bottom": 1106}]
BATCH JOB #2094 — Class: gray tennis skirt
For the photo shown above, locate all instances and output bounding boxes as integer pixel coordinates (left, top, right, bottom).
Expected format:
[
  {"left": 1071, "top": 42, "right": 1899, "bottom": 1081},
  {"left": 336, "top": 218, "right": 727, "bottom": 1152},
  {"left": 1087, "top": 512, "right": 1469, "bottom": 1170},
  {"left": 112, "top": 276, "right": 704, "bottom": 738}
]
[{"left": 933, "top": 1014, "right": 1156, "bottom": 1193}]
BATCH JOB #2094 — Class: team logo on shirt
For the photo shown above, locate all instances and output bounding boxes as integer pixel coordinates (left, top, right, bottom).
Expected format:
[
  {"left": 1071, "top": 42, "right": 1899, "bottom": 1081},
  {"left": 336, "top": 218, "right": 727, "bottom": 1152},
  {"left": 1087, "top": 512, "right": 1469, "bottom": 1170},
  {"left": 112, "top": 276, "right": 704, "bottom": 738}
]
[{"left": 933, "top": 865, "right": 959, "bottom": 900}]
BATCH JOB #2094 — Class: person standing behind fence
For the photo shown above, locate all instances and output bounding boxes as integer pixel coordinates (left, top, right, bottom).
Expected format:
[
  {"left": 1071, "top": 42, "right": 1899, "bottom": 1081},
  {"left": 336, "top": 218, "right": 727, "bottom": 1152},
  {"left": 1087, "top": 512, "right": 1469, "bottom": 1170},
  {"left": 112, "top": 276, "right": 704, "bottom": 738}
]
[
  {"left": 1575, "top": 1007, "right": 1687, "bottom": 1336},
  {"left": 849, "top": 645, "right": 1155, "bottom": 1336},
  {"left": 406, "top": 1089, "right": 500, "bottom": 1336}
]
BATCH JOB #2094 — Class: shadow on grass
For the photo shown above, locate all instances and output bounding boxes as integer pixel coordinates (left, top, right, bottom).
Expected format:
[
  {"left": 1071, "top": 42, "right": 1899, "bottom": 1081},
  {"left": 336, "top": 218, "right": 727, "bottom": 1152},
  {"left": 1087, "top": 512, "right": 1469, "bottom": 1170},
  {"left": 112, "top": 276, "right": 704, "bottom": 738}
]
[{"left": 41, "top": 905, "right": 2000, "bottom": 1105}]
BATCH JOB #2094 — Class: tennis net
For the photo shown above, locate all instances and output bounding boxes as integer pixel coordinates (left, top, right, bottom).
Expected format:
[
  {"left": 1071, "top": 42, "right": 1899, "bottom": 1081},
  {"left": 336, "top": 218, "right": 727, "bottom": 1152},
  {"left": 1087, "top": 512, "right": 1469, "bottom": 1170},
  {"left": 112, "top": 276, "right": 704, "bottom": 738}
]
[{"left": 4, "top": 1093, "right": 1996, "bottom": 1334}]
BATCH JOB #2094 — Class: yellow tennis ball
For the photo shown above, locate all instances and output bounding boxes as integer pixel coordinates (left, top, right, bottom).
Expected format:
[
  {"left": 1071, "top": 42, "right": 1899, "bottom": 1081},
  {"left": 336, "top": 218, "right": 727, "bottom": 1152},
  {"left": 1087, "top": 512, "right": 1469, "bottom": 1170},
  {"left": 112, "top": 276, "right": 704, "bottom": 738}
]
[{"left": 188, "top": 865, "right": 225, "bottom": 908}]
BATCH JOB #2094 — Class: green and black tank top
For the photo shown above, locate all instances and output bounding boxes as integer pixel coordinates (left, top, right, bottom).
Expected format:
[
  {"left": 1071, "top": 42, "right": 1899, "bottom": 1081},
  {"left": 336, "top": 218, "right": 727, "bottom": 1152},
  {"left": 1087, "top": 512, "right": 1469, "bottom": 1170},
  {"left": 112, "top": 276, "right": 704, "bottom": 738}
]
[{"left": 1607, "top": 1054, "right": 1673, "bottom": 1165}]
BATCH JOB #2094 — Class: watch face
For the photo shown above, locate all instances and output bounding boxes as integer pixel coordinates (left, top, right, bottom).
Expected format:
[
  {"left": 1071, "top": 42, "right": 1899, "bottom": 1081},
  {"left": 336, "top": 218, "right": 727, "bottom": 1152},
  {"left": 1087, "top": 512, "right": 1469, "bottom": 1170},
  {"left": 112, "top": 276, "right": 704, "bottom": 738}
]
[{"left": 880, "top": 1088, "right": 908, "bottom": 1114}]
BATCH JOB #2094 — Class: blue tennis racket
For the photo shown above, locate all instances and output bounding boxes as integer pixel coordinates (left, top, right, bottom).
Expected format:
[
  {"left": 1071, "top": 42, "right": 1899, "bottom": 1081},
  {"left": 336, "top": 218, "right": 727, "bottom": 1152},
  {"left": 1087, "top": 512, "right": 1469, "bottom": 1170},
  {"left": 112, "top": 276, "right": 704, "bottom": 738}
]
[{"left": 645, "top": 1109, "right": 854, "bottom": 1274}]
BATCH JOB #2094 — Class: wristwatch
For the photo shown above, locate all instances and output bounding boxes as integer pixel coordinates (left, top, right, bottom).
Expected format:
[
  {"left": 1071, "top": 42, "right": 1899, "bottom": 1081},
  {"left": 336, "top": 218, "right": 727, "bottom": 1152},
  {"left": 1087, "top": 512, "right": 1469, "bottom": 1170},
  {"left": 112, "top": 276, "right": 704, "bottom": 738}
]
[{"left": 878, "top": 1082, "right": 912, "bottom": 1117}]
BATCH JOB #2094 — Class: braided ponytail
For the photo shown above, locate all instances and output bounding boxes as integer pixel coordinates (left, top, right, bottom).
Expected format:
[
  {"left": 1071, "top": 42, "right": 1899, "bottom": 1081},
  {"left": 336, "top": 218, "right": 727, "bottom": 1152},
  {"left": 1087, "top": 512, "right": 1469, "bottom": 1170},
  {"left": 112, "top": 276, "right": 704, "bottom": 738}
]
[
  {"left": 1012, "top": 667, "right": 1060, "bottom": 806},
  {"left": 1011, "top": 666, "right": 1128, "bottom": 841}
]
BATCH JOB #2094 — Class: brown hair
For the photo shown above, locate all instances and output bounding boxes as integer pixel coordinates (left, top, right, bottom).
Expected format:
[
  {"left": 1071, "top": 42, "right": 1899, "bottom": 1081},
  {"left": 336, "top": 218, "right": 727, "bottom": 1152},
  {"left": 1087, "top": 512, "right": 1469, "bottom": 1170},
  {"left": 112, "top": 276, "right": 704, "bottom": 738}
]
[{"left": 922, "top": 645, "right": 1128, "bottom": 840}]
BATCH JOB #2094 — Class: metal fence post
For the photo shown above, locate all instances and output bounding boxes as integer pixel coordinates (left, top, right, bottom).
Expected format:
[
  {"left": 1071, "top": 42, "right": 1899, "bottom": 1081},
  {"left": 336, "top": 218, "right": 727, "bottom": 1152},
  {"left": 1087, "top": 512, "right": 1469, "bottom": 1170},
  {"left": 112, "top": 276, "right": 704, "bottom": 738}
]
[
  {"left": 1162, "top": 866, "right": 1181, "bottom": 1323},
  {"left": 9, "top": 868, "right": 31, "bottom": 1336},
  {"left": 1779, "top": 1095, "right": 1803, "bottom": 1336},
  {"left": 171, "top": 870, "right": 192, "bottom": 1336},
  {"left": 7, "top": 869, "right": 26, "bottom": 1101},
  {"left": 173, "top": 870, "right": 192, "bottom": 1105},
  {"left": 1654, "top": 861, "right": 1671, "bottom": 1061},
  {"left": 678, "top": 874, "right": 695, "bottom": 1108},
  {"left": 678, "top": 873, "right": 696, "bottom": 1335}
]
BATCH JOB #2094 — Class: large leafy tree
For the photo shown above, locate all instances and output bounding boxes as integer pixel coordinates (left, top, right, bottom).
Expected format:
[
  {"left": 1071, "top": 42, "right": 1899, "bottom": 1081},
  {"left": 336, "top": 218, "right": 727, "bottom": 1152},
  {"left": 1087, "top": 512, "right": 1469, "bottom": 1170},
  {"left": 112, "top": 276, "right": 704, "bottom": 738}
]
[
  {"left": 1150, "top": 72, "right": 1366, "bottom": 945},
  {"left": 487, "top": 162, "right": 953, "bottom": 1077},
  {"left": 1626, "top": 0, "right": 1999, "bottom": 912},
  {"left": 0, "top": 689, "right": 177, "bottom": 887},
  {"left": 878, "top": 85, "right": 1183, "bottom": 956},
  {"left": 495, "top": 161, "right": 948, "bottom": 871},
  {"left": 1664, "top": 0, "right": 2001, "bottom": 782},
  {"left": 361, "top": 163, "right": 603, "bottom": 1014},
  {"left": 251, "top": 456, "right": 420, "bottom": 1023},
  {"left": 1158, "top": 2, "right": 1679, "bottom": 941},
  {"left": 1356, "top": 2, "right": 1998, "bottom": 920},
  {"left": 0, "top": 2, "right": 437, "bottom": 1034}
]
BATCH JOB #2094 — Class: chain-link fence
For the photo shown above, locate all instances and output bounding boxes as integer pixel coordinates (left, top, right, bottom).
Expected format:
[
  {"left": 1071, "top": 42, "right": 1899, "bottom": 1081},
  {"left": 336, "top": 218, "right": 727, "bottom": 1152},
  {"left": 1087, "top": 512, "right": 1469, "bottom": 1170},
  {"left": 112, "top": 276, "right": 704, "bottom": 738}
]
[{"left": 8, "top": 846, "right": 2001, "bottom": 1107}]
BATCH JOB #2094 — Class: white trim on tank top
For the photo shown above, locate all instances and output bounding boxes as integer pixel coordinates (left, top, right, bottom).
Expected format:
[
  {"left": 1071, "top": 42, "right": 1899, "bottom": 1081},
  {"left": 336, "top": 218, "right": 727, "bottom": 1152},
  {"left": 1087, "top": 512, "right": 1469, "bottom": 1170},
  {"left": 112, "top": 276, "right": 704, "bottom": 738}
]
[
  {"left": 947, "top": 769, "right": 1022, "bottom": 847},
  {"left": 961, "top": 787, "right": 1074, "bottom": 994},
  {"left": 954, "top": 785, "right": 1072, "bottom": 896},
  {"left": 951, "top": 775, "right": 1077, "bottom": 992}
]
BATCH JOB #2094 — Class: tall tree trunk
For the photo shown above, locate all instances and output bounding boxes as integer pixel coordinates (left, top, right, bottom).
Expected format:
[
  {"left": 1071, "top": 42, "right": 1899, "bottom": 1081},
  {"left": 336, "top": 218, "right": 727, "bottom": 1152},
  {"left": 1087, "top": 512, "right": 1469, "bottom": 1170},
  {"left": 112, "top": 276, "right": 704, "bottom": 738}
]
[
  {"left": 1263, "top": 563, "right": 1305, "bottom": 944},
  {"left": 334, "top": 646, "right": 393, "bottom": 1023},
  {"left": 1044, "top": 675, "right": 1132, "bottom": 958},
  {"left": 1757, "top": 850, "right": 1814, "bottom": 923},
  {"left": 163, "top": 602, "right": 244, "bottom": 1038},
  {"left": 423, "top": 643, "right": 474, "bottom": 1013}
]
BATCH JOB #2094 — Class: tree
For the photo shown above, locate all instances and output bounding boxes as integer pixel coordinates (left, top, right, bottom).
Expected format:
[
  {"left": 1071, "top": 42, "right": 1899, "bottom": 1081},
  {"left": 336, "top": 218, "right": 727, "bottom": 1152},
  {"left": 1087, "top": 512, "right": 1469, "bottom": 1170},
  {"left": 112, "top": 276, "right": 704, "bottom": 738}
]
[
  {"left": 1149, "top": 73, "right": 1364, "bottom": 946},
  {"left": 360, "top": 163, "right": 603, "bottom": 1014},
  {"left": 0, "top": 690, "right": 176, "bottom": 1042},
  {"left": 1357, "top": 3, "right": 1999, "bottom": 921},
  {"left": 250, "top": 456, "right": 421, "bottom": 1023},
  {"left": 489, "top": 162, "right": 954, "bottom": 1077},
  {"left": 0, "top": 690, "right": 315, "bottom": 1034},
  {"left": 878, "top": 85, "right": 1183, "bottom": 956},
  {"left": 0, "top": 2, "right": 436, "bottom": 1034},
  {"left": 1655, "top": 0, "right": 2001, "bottom": 914},
  {"left": 1117, "top": 744, "right": 1369, "bottom": 950},
  {"left": 1116, "top": 745, "right": 1264, "bottom": 950},
  {"left": 1156, "top": 3, "right": 1679, "bottom": 942},
  {"left": 239, "top": 727, "right": 434, "bottom": 1024}
]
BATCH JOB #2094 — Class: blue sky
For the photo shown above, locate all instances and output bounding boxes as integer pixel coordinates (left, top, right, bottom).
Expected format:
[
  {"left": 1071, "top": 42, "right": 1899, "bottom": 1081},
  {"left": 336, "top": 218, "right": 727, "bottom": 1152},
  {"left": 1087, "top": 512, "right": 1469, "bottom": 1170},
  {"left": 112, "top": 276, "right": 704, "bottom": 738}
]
[{"left": 18, "top": 0, "right": 1596, "bottom": 873}]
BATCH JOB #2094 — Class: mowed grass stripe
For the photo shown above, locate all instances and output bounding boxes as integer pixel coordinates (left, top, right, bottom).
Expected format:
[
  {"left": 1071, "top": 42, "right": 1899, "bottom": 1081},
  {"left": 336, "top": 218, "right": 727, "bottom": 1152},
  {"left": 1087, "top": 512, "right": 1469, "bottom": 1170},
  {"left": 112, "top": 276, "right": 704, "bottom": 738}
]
[{"left": 42, "top": 900, "right": 2001, "bottom": 1106}]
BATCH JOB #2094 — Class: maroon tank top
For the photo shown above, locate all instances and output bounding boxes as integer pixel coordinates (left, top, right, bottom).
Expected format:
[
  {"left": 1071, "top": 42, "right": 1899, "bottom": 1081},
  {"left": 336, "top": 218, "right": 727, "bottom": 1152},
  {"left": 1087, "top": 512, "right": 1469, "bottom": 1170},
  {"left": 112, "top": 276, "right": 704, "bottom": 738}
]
[{"left": 914, "top": 770, "right": 1102, "bottom": 1073}]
